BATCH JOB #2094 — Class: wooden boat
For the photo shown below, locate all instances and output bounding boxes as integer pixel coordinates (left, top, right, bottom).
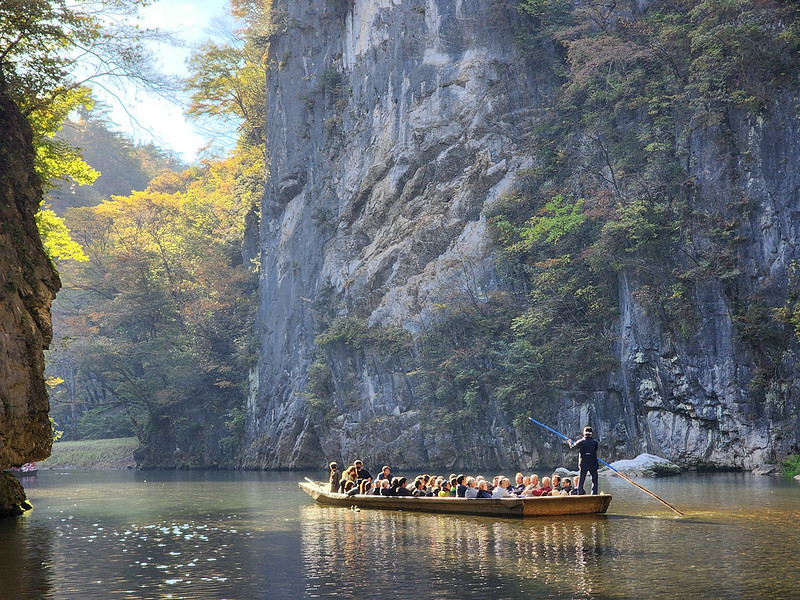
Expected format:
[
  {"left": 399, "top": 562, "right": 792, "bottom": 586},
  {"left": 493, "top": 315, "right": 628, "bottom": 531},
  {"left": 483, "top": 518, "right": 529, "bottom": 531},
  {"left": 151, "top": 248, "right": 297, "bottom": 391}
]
[
  {"left": 299, "top": 480, "right": 611, "bottom": 518},
  {"left": 4, "top": 462, "right": 38, "bottom": 477}
]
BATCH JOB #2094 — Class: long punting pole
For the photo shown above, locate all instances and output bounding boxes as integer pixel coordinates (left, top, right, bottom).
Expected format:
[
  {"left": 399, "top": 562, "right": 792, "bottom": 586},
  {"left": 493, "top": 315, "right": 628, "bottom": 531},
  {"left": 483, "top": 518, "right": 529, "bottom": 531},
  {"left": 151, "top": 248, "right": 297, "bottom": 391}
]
[{"left": 528, "top": 417, "right": 684, "bottom": 516}]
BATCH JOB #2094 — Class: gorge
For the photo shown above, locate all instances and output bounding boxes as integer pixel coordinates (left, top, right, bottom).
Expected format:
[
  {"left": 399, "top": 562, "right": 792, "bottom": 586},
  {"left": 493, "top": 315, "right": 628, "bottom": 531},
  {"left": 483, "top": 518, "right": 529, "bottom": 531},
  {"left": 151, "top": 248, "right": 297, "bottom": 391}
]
[{"left": 3, "top": 0, "right": 800, "bottom": 485}]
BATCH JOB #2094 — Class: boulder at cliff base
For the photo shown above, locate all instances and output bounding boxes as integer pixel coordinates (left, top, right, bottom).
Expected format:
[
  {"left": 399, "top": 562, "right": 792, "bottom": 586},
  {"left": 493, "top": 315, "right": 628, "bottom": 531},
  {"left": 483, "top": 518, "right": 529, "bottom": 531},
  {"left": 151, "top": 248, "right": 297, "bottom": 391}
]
[{"left": 605, "top": 453, "right": 682, "bottom": 477}]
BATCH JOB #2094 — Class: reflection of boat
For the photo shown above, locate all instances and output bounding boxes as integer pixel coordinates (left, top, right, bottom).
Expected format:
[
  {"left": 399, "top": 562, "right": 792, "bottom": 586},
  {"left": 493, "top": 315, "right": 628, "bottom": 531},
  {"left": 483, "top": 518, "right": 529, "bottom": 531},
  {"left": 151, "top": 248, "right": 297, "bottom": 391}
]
[
  {"left": 5, "top": 462, "right": 38, "bottom": 477},
  {"left": 299, "top": 480, "right": 611, "bottom": 518}
]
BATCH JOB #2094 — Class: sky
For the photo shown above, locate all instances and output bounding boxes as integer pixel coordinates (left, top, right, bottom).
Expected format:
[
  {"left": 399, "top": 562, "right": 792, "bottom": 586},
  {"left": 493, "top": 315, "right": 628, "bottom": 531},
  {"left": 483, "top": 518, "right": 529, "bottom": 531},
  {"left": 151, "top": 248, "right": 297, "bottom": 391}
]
[{"left": 95, "top": 0, "right": 232, "bottom": 162}]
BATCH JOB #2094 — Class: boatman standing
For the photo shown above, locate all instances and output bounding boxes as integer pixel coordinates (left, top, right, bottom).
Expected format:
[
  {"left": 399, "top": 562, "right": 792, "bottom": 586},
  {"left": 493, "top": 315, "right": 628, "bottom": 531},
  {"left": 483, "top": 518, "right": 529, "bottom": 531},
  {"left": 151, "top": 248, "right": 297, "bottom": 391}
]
[{"left": 569, "top": 426, "right": 599, "bottom": 495}]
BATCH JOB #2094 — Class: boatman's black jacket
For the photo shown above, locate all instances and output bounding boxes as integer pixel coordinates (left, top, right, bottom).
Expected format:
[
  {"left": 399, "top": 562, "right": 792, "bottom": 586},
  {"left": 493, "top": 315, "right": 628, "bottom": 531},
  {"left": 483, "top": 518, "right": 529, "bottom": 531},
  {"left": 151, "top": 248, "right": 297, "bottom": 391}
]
[{"left": 573, "top": 436, "right": 599, "bottom": 470}]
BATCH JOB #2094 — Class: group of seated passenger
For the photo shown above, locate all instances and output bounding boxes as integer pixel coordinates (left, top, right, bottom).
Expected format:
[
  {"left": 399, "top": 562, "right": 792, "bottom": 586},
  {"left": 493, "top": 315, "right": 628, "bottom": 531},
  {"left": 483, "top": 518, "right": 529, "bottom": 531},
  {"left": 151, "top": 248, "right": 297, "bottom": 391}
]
[
  {"left": 513, "top": 472, "right": 584, "bottom": 496},
  {"left": 329, "top": 461, "right": 586, "bottom": 498}
]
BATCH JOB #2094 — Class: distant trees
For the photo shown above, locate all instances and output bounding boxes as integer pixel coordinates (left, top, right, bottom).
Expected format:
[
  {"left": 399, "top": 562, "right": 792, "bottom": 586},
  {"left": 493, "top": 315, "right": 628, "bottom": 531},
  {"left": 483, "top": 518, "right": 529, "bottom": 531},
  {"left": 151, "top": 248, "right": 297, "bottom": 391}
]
[
  {"left": 47, "top": 157, "right": 258, "bottom": 466},
  {"left": 35, "top": 1, "right": 269, "bottom": 466},
  {"left": 1, "top": 0, "right": 178, "bottom": 271},
  {"left": 2, "top": 0, "right": 273, "bottom": 466},
  {"left": 0, "top": 0, "right": 172, "bottom": 184},
  {"left": 47, "top": 105, "right": 186, "bottom": 214}
]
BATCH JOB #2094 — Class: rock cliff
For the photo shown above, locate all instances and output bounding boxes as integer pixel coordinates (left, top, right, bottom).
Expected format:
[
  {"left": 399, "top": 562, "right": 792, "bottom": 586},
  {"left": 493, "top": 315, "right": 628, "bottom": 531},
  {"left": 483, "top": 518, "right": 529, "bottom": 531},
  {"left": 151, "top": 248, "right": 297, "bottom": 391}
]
[
  {"left": 244, "top": 0, "right": 799, "bottom": 470},
  {"left": 0, "top": 88, "right": 60, "bottom": 513}
]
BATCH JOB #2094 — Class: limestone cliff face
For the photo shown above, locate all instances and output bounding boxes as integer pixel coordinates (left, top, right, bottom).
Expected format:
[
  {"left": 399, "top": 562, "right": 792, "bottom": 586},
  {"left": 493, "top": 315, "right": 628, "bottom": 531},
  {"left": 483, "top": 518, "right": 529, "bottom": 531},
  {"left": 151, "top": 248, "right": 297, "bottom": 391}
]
[
  {"left": 602, "top": 103, "right": 800, "bottom": 470},
  {"left": 0, "top": 90, "right": 60, "bottom": 486},
  {"left": 245, "top": 0, "right": 535, "bottom": 468},
  {"left": 244, "top": 0, "right": 799, "bottom": 470}
]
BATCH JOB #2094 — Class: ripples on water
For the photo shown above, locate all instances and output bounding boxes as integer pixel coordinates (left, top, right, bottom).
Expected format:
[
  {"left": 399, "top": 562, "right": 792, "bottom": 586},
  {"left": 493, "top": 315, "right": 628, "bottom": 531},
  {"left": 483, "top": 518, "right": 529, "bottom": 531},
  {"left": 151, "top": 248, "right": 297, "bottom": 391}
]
[
  {"left": 0, "top": 471, "right": 306, "bottom": 599},
  {"left": 0, "top": 471, "right": 798, "bottom": 599}
]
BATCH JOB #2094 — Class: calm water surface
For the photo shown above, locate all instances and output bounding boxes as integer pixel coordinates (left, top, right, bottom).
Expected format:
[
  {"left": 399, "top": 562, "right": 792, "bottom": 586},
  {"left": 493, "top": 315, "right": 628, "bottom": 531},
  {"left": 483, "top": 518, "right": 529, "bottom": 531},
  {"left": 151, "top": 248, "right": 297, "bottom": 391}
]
[{"left": 0, "top": 470, "right": 797, "bottom": 599}]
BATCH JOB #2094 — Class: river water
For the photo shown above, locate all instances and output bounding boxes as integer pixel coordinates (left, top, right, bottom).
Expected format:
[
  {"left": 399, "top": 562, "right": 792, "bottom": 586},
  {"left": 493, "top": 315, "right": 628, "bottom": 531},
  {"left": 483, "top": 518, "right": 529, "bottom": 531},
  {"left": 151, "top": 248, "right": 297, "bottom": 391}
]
[{"left": 0, "top": 470, "right": 797, "bottom": 599}]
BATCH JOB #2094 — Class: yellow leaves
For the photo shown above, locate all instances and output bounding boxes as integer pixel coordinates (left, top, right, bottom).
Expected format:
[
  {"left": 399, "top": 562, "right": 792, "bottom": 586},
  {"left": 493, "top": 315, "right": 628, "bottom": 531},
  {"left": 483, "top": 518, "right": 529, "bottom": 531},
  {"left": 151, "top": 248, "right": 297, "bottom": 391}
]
[
  {"left": 62, "top": 157, "right": 258, "bottom": 330},
  {"left": 147, "top": 170, "right": 197, "bottom": 194},
  {"left": 28, "top": 87, "right": 99, "bottom": 192},
  {"left": 45, "top": 377, "right": 64, "bottom": 388},
  {"left": 28, "top": 87, "right": 94, "bottom": 138},
  {"left": 34, "top": 137, "right": 101, "bottom": 191},
  {"left": 36, "top": 202, "right": 89, "bottom": 263},
  {"left": 94, "top": 190, "right": 184, "bottom": 243},
  {"left": 50, "top": 417, "right": 64, "bottom": 442}
]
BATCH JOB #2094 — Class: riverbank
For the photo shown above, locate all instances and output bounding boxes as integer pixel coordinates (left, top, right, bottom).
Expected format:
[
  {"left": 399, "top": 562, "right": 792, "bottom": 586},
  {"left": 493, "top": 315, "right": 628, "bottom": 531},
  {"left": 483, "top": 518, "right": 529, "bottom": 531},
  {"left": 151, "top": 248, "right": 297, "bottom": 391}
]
[{"left": 40, "top": 437, "right": 138, "bottom": 469}]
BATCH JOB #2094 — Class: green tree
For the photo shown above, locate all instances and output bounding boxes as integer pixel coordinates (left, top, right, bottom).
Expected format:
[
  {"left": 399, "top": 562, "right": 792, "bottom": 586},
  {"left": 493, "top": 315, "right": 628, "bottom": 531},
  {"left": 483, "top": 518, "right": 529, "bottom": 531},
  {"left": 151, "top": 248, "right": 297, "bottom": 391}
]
[
  {"left": 35, "top": 203, "right": 89, "bottom": 262},
  {"left": 184, "top": 0, "right": 272, "bottom": 151},
  {"left": 27, "top": 87, "right": 100, "bottom": 192},
  {"left": 47, "top": 160, "right": 257, "bottom": 464}
]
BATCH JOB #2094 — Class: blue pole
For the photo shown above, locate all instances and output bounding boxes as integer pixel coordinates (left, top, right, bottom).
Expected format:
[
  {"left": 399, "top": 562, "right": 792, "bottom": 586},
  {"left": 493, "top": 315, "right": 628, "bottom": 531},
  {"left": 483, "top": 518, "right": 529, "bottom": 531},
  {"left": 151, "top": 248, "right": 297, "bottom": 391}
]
[
  {"left": 528, "top": 416, "right": 572, "bottom": 443},
  {"left": 598, "top": 458, "right": 616, "bottom": 471},
  {"left": 528, "top": 416, "right": 683, "bottom": 515}
]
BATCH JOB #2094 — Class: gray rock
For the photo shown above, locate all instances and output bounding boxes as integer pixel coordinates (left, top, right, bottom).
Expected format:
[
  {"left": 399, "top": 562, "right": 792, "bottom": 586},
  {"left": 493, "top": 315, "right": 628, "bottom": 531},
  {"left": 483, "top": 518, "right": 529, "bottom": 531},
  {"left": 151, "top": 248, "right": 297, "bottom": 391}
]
[
  {"left": 752, "top": 464, "right": 782, "bottom": 477},
  {"left": 605, "top": 454, "right": 682, "bottom": 478}
]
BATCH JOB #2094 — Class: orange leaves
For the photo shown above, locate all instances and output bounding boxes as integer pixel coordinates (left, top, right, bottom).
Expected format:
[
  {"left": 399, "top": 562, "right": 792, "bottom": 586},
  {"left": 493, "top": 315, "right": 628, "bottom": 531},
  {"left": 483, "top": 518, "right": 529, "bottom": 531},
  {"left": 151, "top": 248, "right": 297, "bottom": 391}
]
[{"left": 565, "top": 33, "right": 654, "bottom": 90}]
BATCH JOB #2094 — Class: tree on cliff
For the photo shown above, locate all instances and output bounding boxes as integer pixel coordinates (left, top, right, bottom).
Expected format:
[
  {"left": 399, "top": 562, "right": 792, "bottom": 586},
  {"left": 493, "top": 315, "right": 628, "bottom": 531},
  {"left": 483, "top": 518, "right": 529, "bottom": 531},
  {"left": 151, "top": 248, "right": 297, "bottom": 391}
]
[
  {"left": 185, "top": 0, "right": 273, "bottom": 159},
  {"left": 0, "top": 0, "right": 176, "bottom": 261},
  {"left": 463, "top": 0, "right": 800, "bottom": 433}
]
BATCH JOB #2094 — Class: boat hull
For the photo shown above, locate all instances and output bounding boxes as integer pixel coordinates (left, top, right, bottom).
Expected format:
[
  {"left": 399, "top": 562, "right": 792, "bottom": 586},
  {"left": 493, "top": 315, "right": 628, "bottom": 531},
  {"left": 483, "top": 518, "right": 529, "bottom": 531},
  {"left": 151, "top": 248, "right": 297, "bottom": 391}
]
[
  {"left": 4, "top": 464, "right": 37, "bottom": 477},
  {"left": 299, "top": 481, "right": 611, "bottom": 518}
]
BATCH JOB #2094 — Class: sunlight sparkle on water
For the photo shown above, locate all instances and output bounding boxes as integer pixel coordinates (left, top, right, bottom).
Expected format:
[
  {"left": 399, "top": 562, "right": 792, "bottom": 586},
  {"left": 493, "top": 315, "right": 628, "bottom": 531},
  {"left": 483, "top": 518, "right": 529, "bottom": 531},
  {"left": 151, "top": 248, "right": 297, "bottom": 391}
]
[{"left": 1, "top": 470, "right": 798, "bottom": 599}]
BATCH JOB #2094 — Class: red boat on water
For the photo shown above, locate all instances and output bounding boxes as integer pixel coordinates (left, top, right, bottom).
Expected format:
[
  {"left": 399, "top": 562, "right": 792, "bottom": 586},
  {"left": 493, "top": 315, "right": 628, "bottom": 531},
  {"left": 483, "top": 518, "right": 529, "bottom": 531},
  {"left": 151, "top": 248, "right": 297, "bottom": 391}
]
[{"left": 5, "top": 462, "right": 37, "bottom": 476}]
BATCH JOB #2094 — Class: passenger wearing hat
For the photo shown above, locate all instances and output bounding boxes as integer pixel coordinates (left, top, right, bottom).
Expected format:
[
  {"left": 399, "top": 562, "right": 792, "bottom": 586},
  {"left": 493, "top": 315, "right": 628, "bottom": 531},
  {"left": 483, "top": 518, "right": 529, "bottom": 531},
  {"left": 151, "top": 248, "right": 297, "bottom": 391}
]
[
  {"left": 569, "top": 426, "right": 599, "bottom": 495},
  {"left": 329, "top": 461, "right": 341, "bottom": 493}
]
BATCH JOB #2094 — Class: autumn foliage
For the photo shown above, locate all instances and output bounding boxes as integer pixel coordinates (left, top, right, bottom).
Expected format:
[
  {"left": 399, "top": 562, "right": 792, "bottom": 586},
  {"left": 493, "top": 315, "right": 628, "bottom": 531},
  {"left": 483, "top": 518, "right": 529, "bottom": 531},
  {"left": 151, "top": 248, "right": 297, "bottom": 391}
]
[{"left": 47, "top": 154, "right": 258, "bottom": 467}]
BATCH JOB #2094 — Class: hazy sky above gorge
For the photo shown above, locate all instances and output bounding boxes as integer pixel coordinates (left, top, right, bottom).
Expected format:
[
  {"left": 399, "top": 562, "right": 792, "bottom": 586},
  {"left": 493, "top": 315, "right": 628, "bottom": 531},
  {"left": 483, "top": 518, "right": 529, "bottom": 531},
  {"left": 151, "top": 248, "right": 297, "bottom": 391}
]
[{"left": 97, "top": 0, "right": 231, "bottom": 162}]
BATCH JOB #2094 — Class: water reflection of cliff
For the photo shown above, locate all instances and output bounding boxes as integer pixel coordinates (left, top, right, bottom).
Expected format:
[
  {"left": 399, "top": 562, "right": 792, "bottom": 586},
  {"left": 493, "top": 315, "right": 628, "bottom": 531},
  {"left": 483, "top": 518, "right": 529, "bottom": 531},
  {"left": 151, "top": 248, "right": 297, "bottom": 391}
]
[
  {"left": 0, "top": 518, "right": 53, "bottom": 599},
  {"left": 300, "top": 507, "right": 612, "bottom": 599}
]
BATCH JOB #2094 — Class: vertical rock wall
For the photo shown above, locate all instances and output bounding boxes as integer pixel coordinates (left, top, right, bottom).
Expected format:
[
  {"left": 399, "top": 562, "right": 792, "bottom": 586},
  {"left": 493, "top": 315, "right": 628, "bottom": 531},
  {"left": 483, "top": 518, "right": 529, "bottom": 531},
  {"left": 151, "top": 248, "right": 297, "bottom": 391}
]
[
  {"left": 245, "top": 0, "right": 538, "bottom": 468},
  {"left": 246, "top": 0, "right": 800, "bottom": 470},
  {"left": 595, "top": 103, "right": 800, "bottom": 470},
  {"left": 0, "top": 89, "right": 61, "bottom": 511}
]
